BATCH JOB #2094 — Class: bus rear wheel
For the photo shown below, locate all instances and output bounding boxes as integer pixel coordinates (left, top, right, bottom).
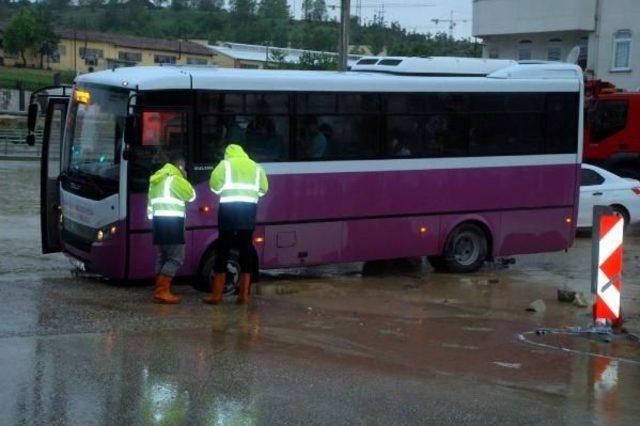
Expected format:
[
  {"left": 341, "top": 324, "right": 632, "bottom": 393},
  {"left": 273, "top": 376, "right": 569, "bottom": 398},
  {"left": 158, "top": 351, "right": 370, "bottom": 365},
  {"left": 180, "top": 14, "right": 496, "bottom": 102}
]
[
  {"left": 195, "top": 250, "right": 240, "bottom": 295},
  {"left": 439, "top": 223, "right": 489, "bottom": 273}
]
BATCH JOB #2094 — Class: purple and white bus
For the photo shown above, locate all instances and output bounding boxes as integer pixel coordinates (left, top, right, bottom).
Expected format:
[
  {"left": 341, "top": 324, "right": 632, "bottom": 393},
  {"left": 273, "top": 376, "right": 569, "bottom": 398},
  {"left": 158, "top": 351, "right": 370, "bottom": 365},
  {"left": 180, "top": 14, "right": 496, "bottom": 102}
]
[{"left": 30, "top": 57, "right": 583, "bottom": 286}]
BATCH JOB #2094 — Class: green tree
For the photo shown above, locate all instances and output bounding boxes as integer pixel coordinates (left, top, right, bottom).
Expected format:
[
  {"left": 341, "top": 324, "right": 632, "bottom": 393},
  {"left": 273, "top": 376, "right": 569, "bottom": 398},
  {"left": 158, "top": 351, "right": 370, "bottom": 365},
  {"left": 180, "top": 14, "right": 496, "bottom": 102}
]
[
  {"left": 297, "top": 51, "right": 336, "bottom": 70},
  {"left": 34, "top": 6, "right": 59, "bottom": 68},
  {"left": 257, "top": 0, "right": 288, "bottom": 20},
  {"left": 302, "top": 0, "right": 312, "bottom": 20},
  {"left": 229, "top": 0, "right": 255, "bottom": 17},
  {"left": 197, "top": 0, "right": 223, "bottom": 11},
  {"left": 302, "top": 25, "right": 336, "bottom": 51},
  {"left": 42, "top": 0, "right": 72, "bottom": 10},
  {"left": 4, "top": 8, "right": 40, "bottom": 66},
  {"left": 302, "top": 0, "right": 325, "bottom": 21},
  {"left": 311, "top": 0, "right": 326, "bottom": 22}
]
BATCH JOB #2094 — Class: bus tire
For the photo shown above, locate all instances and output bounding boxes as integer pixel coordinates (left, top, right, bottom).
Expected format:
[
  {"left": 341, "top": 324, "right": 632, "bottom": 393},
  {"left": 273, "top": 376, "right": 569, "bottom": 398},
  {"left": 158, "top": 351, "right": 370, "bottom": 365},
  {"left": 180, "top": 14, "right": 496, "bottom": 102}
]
[
  {"left": 441, "top": 223, "right": 488, "bottom": 273},
  {"left": 196, "top": 249, "right": 241, "bottom": 295}
]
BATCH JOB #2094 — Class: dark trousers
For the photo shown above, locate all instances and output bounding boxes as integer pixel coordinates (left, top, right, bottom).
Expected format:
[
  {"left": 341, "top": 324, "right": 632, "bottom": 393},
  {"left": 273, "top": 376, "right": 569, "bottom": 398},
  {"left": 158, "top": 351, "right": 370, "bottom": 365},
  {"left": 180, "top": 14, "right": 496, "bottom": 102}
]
[{"left": 214, "top": 230, "right": 255, "bottom": 273}]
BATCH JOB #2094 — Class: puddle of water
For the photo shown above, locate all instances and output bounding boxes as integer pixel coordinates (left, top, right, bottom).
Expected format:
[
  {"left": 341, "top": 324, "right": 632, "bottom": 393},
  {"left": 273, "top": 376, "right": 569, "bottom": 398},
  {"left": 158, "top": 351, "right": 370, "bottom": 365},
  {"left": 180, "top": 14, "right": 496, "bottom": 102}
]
[
  {"left": 492, "top": 362, "right": 522, "bottom": 369},
  {"left": 253, "top": 283, "right": 305, "bottom": 296}
]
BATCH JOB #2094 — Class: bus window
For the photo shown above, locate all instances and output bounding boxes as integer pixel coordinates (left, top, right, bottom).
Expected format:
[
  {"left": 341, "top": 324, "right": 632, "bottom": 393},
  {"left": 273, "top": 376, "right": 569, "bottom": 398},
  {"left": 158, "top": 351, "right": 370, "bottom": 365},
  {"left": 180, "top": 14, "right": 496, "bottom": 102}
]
[
  {"left": 296, "top": 94, "right": 337, "bottom": 114},
  {"left": 385, "top": 115, "right": 469, "bottom": 158},
  {"left": 386, "top": 93, "right": 468, "bottom": 114},
  {"left": 296, "top": 115, "right": 380, "bottom": 160},
  {"left": 198, "top": 114, "right": 288, "bottom": 163},
  {"left": 469, "top": 112, "right": 544, "bottom": 156},
  {"left": 246, "top": 94, "right": 289, "bottom": 114},
  {"left": 545, "top": 93, "right": 579, "bottom": 153},
  {"left": 130, "top": 110, "right": 187, "bottom": 191},
  {"left": 141, "top": 111, "right": 185, "bottom": 146},
  {"left": 338, "top": 94, "right": 381, "bottom": 113}
]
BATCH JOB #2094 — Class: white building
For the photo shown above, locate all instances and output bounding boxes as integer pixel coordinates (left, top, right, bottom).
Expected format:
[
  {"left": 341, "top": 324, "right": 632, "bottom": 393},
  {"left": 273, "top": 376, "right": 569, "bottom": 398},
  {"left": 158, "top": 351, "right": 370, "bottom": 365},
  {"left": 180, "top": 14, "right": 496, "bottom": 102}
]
[{"left": 473, "top": 0, "right": 640, "bottom": 90}]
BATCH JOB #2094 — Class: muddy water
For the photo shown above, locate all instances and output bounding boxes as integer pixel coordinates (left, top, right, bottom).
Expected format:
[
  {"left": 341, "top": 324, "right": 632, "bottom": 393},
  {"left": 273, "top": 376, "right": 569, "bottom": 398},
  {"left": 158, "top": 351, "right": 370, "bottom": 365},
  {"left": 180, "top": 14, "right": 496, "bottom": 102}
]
[{"left": 1, "top": 160, "right": 639, "bottom": 424}]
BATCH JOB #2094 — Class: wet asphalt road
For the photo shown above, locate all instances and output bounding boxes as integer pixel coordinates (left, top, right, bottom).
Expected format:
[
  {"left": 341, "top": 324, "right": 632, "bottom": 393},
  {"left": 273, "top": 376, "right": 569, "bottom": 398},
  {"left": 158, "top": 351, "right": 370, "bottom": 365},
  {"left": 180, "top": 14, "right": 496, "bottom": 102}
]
[{"left": 1, "top": 160, "right": 640, "bottom": 425}]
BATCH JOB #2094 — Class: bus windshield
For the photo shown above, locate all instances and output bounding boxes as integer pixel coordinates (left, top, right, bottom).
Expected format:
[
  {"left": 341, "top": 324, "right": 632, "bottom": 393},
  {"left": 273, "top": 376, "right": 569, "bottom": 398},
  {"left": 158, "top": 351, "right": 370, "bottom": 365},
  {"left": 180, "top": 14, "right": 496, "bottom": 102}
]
[{"left": 66, "top": 86, "right": 128, "bottom": 181}]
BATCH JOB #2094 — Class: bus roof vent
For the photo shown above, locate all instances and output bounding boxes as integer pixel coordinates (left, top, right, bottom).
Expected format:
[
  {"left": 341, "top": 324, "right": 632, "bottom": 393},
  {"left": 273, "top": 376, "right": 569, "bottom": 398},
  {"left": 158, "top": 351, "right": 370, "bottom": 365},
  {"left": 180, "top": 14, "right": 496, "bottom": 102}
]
[
  {"left": 378, "top": 58, "right": 403, "bottom": 66},
  {"left": 350, "top": 56, "right": 518, "bottom": 77},
  {"left": 356, "top": 58, "right": 379, "bottom": 66}
]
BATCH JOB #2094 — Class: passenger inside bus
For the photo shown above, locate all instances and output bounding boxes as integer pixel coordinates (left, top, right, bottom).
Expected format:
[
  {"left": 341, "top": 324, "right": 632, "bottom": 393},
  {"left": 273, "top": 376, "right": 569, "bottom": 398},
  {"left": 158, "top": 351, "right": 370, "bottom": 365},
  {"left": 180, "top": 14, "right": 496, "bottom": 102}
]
[
  {"left": 299, "top": 117, "right": 327, "bottom": 159},
  {"left": 245, "top": 115, "right": 287, "bottom": 161},
  {"left": 387, "top": 127, "right": 412, "bottom": 157}
]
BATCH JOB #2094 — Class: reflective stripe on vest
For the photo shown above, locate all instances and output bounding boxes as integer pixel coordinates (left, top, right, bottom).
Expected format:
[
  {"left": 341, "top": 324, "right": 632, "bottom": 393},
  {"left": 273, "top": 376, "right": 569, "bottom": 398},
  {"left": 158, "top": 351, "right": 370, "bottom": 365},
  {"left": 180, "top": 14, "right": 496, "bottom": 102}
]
[
  {"left": 150, "top": 176, "right": 186, "bottom": 218},
  {"left": 218, "top": 160, "right": 261, "bottom": 204}
]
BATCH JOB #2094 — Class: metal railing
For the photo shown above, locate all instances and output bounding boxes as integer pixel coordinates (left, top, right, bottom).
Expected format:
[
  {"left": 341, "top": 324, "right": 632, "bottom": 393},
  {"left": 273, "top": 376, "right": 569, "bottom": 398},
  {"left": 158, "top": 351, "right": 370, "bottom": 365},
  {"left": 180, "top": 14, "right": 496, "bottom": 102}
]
[{"left": 0, "top": 129, "right": 43, "bottom": 158}]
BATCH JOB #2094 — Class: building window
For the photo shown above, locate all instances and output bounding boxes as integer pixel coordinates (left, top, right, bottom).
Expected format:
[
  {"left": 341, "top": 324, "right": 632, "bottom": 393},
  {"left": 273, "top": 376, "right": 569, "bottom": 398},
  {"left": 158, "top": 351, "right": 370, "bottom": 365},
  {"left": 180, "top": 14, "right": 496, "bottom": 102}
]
[
  {"left": 79, "top": 47, "right": 104, "bottom": 59},
  {"left": 518, "top": 40, "right": 532, "bottom": 61},
  {"left": 488, "top": 46, "right": 499, "bottom": 59},
  {"left": 154, "top": 54, "right": 177, "bottom": 64},
  {"left": 547, "top": 38, "right": 562, "bottom": 61},
  {"left": 187, "top": 57, "right": 208, "bottom": 65},
  {"left": 79, "top": 47, "right": 103, "bottom": 66},
  {"left": 118, "top": 51, "right": 142, "bottom": 63},
  {"left": 578, "top": 37, "right": 589, "bottom": 69},
  {"left": 49, "top": 44, "right": 66, "bottom": 64},
  {"left": 612, "top": 30, "right": 632, "bottom": 71}
]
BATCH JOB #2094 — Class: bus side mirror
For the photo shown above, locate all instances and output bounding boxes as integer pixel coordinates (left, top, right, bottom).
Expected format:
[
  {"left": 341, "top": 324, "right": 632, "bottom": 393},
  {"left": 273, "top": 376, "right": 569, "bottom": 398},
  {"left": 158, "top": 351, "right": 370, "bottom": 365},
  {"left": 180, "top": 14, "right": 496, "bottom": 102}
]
[
  {"left": 27, "top": 103, "right": 38, "bottom": 132},
  {"left": 26, "top": 103, "right": 39, "bottom": 146},
  {"left": 124, "top": 115, "right": 138, "bottom": 146}
]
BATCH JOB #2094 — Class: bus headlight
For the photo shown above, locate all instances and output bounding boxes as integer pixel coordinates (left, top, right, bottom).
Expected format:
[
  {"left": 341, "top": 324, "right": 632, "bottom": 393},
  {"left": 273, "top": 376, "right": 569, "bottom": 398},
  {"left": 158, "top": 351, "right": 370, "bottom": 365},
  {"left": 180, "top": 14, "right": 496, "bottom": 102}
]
[{"left": 96, "top": 223, "right": 118, "bottom": 242}]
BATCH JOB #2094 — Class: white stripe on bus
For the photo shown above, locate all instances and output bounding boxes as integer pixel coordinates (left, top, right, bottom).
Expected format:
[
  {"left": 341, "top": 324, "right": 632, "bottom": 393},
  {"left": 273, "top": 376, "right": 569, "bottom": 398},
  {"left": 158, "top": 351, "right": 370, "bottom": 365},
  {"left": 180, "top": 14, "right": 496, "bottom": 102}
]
[{"left": 260, "top": 154, "right": 578, "bottom": 176}]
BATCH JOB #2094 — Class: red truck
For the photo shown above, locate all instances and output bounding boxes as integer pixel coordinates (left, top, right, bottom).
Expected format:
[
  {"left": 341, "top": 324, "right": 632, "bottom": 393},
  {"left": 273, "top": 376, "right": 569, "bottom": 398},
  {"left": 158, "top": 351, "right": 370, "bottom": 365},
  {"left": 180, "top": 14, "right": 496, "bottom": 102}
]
[{"left": 584, "top": 79, "right": 640, "bottom": 179}]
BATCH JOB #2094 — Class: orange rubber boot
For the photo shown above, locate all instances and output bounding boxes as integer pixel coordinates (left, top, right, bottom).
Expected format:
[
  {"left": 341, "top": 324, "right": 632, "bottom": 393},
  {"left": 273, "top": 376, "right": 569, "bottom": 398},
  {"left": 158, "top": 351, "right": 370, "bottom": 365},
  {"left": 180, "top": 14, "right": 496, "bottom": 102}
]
[
  {"left": 237, "top": 273, "right": 251, "bottom": 305},
  {"left": 153, "top": 274, "right": 182, "bottom": 304},
  {"left": 203, "top": 273, "right": 226, "bottom": 305}
]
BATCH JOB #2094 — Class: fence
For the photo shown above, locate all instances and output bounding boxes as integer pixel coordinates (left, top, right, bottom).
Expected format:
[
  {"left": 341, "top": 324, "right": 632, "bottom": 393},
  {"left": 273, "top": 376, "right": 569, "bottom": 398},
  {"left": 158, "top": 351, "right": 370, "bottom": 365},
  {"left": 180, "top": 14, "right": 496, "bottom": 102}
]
[{"left": 0, "top": 129, "right": 43, "bottom": 159}]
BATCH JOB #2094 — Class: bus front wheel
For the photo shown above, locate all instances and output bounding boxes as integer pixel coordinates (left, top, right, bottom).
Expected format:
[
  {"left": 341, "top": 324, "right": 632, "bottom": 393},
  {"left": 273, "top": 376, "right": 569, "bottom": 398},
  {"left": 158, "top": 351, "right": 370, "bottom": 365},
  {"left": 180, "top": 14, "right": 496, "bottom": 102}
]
[{"left": 437, "top": 223, "right": 489, "bottom": 273}]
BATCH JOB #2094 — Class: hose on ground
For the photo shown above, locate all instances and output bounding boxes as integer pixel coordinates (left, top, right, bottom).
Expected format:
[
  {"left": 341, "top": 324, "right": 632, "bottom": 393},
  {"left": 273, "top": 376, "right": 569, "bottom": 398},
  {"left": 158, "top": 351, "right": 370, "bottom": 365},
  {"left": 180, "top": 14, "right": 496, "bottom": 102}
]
[{"left": 517, "top": 327, "right": 640, "bottom": 366}]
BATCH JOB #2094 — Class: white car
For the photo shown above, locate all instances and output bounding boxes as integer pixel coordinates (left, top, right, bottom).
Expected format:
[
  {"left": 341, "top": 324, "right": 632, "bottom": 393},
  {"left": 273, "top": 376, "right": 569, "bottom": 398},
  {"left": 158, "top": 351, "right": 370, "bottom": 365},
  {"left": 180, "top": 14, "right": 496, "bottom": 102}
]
[{"left": 578, "top": 164, "right": 640, "bottom": 228}]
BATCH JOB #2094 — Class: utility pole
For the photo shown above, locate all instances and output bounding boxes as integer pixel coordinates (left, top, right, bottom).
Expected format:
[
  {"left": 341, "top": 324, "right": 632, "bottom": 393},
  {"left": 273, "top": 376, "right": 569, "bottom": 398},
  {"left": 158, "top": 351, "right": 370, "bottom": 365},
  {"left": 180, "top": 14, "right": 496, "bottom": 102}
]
[{"left": 339, "top": 0, "right": 351, "bottom": 71}]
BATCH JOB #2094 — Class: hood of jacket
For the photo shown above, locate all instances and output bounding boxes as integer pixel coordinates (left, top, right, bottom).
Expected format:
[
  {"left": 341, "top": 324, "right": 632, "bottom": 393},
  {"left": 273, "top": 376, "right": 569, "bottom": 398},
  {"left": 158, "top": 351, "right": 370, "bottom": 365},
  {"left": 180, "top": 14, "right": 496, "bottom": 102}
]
[
  {"left": 150, "top": 163, "right": 183, "bottom": 185},
  {"left": 224, "top": 144, "right": 249, "bottom": 160}
]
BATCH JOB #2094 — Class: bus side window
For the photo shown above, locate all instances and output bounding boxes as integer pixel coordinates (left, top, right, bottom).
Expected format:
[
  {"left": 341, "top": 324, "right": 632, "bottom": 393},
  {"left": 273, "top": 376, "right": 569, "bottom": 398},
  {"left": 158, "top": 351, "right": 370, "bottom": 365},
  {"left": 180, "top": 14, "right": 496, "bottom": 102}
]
[
  {"left": 130, "top": 110, "right": 188, "bottom": 192},
  {"left": 295, "top": 115, "right": 379, "bottom": 161},
  {"left": 545, "top": 93, "right": 579, "bottom": 153},
  {"left": 199, "top": 114, "right": 289, "bottom": 163}
]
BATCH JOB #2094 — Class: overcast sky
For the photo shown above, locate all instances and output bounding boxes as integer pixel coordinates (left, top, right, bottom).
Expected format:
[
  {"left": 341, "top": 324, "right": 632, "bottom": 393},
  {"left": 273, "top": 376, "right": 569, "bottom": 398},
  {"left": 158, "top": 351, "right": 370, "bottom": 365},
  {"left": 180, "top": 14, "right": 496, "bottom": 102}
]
[{"left": 286, "top": 0, "right": 474, "bottom": 39}]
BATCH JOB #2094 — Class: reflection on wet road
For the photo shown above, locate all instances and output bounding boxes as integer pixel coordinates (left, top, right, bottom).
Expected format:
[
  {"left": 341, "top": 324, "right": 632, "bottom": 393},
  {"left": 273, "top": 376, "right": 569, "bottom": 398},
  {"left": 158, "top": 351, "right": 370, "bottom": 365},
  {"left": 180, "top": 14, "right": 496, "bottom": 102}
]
[{"left": 1, "top": 161, "right": 639, "bottom": 424}]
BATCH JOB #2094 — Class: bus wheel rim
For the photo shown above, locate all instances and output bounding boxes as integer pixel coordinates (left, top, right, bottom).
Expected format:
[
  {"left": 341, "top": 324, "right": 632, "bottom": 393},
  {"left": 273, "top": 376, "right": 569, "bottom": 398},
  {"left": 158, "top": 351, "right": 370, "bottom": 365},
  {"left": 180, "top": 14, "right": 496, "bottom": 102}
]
[{"left": 453, "top": 233, "right": 480, "bottom": 266}]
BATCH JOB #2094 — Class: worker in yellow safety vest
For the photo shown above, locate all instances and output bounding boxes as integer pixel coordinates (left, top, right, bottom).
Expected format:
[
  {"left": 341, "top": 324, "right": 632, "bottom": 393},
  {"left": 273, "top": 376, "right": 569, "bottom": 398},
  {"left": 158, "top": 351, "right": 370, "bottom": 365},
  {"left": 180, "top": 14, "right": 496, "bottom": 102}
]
[
  {"left": 147, "top": 154, "right": 196, "bottom": 304},
  {"left": 203, "top": 144, "right": 269, "bottom": 305}
]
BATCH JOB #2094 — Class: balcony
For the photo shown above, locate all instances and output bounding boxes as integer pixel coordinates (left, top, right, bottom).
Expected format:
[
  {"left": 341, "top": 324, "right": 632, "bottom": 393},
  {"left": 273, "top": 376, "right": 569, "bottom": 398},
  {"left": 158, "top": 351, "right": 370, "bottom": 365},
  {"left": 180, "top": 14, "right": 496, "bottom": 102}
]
[{"left": 472, "top": 0, "right": 597, "bottom": 37}]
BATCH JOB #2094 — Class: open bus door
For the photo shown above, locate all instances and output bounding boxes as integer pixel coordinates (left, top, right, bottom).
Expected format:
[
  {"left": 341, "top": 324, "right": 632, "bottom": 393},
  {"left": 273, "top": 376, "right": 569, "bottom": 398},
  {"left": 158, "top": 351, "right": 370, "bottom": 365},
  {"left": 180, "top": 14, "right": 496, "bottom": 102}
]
[{"left": 29, "top": 87, "right": 71, "bottom": 253}]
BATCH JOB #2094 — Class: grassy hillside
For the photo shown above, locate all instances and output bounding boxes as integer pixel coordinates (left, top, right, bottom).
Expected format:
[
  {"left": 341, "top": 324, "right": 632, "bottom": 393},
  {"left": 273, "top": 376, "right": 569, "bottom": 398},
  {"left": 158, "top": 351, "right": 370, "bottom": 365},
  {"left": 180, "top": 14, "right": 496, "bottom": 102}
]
[{"left": 0, "top": 67, "right": 75, "bottom": 92}]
